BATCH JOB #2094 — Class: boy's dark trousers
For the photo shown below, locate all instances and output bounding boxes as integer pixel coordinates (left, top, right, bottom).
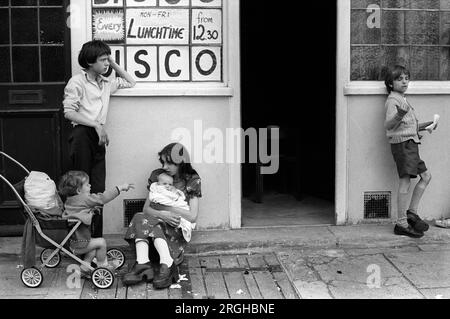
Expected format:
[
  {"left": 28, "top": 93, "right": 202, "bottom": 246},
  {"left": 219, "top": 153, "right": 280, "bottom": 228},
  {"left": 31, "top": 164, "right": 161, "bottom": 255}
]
[{"left": 68, "top": 125, "right": 105, "bottom": 237}]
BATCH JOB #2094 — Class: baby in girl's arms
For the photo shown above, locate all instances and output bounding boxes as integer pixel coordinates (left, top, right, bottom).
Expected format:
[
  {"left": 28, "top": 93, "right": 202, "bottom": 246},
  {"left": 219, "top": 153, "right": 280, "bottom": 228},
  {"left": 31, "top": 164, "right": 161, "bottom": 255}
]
[{"left": 149, "top": 172, "right": 195, "bottom": 241}]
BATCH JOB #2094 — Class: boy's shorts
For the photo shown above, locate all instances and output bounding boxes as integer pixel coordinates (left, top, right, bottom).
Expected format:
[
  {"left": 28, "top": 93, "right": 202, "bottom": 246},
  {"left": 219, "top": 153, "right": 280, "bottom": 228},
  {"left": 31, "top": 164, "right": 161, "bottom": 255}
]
[{"left": 391, "top": 139, "right": 427, "bottom": 178}]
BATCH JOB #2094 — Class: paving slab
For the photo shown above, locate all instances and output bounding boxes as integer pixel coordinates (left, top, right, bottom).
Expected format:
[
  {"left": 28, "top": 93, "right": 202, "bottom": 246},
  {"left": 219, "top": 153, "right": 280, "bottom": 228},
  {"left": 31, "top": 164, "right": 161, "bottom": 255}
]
[
  {"left": 384, "top": 251, "right": 450, "bottom": 289},
  {"left": 278, "top": 249, "right": 423, "bottom": 299},
  {"left": 187, "top": 226, "right": 336, "bottom": 253},
  {"left": 345, "top": 246, "right": 420, "bottom": 256},
  {"left": 419, "top": 288, "right": 450, "bottom": 299},
  {"left": 0, "top": 237, "right": 22, "bottom": 255},
  {"left": 418, "top": 244, "right": 450, "bottom": 252},
  {"left": 330, "top": 225, "right": 423, "bottom": 248}
]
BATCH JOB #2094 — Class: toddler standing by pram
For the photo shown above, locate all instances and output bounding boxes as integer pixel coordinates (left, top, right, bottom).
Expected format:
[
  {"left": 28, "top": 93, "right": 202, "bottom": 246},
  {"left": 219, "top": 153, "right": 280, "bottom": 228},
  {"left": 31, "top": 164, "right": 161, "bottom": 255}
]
[{"left": 58, "top": 170, "right": 134, "bottom": 276}]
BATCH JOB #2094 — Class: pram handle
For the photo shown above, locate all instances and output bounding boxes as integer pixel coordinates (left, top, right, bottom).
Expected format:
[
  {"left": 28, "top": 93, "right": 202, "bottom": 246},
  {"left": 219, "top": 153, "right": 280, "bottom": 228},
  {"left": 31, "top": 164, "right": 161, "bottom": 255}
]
[
  {"left": 0, "top": 173, "right": 31, "bottom": 212},
  {"left": 0, "top": 151, "right": 30, "bottom": 175}
]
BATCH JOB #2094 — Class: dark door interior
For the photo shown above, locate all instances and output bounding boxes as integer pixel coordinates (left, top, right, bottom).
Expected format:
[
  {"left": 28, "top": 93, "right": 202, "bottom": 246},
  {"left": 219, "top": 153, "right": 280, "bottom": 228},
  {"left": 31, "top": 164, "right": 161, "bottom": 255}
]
[
  {"left": 241, "top": 2, "right": 336, "bottom": 204},
  {"left": 0, "top": 0, "right": 71, "bottom": 235}
]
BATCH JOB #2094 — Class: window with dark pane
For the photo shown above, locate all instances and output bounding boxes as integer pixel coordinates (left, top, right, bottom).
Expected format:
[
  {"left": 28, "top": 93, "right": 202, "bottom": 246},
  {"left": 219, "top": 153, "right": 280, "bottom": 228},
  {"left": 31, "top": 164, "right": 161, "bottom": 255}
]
[
  {"left": 11, "top": 0, "right": 37, "bottom": 6},
  {"left": 0, "top": 8, "right": 9, "bottom": 45},
  {"left": 351, "top": 0, "right": 450, "bottom": 80},
  {"left": 12, "top": 8, "right": 38, "bottom": 44},
  {"left": 12, "top": 46, "right": 39, "bottom": 82},
  {"left": 40, "top": 8, "right": 65, "bottom": 44},
  {"left": 41, "top": 46, "right": 64, "bottom": 81},
  {"left": 0, "top": 47, "right": 11, "bottom": 83},
  {"left": 0, "top": 0, "right": 9, "bottom": 7},
  {"left": 39, "top": 0, "right": 63, "bottom": 5}
]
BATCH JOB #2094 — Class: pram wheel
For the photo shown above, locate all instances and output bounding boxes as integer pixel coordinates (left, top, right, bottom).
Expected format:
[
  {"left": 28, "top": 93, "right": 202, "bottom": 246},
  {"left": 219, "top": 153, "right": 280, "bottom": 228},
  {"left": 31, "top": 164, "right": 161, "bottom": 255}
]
[
  {"left": 21, "top": 267, "right": 43, "bottom": 288},
  {"left": 40, "top": 249, "right": 61, "bottom": 268},
  {"left": 107, "top": 248, "right": 126, "bottom": 270},
  {"left": 92, "top": 267, "right": 114, "bottom": 289}
]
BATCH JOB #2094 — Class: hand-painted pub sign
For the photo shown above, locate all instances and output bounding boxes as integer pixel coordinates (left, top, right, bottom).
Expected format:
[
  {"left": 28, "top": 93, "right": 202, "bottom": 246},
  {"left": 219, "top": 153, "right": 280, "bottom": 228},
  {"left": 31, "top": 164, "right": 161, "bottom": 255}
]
[{"left": 92, "top": 0, "right": 223, "bottom": 82}]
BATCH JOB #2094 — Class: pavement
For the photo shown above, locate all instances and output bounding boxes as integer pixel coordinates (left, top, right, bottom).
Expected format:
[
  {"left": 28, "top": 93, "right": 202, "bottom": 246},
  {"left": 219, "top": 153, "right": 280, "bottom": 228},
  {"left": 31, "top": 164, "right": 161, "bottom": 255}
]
[{"left": 1, "top": 223, "right": 450, "bottom": 299}]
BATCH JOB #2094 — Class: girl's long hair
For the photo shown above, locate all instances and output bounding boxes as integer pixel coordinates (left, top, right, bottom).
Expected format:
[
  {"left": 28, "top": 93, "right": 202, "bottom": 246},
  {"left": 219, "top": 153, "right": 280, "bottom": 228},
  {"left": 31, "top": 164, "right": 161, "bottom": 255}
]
[{"left": 158, "top": 143, "right": 197, "bottom": 181}]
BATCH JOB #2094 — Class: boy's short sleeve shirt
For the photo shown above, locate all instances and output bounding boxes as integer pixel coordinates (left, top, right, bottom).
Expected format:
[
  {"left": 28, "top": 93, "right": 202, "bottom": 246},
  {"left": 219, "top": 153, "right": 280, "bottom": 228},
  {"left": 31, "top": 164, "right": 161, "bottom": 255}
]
[{"left": 63, "top": 70, "right": 133, "bottom": 125}]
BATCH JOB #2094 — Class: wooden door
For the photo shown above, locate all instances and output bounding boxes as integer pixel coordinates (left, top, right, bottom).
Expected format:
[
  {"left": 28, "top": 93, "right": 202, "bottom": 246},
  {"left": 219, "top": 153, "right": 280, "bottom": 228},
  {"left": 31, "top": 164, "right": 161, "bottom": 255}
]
[{"left": 0, "top": 0, "right": 71, "bottom": 235}]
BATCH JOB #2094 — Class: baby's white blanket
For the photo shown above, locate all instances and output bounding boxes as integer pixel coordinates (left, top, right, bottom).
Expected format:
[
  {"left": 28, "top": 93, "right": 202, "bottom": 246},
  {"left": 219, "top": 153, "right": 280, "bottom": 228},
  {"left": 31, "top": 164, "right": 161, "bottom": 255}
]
[
  {"left": 149, "top": 182, "right": 190, "bottom": 210},
  {"left": 149, "top": 183, "right": 195, "bottom": 242}
]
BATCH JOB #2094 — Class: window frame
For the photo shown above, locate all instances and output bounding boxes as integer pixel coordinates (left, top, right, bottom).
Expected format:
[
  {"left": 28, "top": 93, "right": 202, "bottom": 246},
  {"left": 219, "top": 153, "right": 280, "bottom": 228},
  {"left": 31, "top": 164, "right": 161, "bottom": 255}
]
[
  {"left": 0, "top": 1, "right": 66, "bottom": 84},
  {"left": 343, "top": 0, "right": 450, "bottom": 96}
]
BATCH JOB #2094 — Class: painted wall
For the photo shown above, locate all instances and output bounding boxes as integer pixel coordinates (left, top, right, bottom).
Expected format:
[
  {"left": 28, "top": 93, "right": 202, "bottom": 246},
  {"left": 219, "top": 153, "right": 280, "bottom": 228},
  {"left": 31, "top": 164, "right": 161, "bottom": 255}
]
[
  {"left": 102, "top": 96, "right": 232, "bottom": 234},
  {"left": 347, "top": 94, "right": 450, "bottom": 223},
  {"left": 69, "top": 1, "right": 241, "bottom": 234}
]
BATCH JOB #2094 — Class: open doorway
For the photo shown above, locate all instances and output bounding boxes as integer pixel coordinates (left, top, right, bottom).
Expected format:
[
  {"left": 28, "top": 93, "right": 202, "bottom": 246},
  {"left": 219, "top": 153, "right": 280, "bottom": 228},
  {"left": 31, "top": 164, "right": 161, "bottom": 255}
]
[{"left": 240, "top": 2, "right": 337, "bottom": 227}]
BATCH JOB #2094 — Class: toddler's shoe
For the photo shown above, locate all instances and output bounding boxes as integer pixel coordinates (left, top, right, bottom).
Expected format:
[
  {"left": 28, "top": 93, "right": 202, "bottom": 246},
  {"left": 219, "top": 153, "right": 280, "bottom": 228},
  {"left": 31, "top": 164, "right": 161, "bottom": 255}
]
[
  {"left": 407, "top": 211, "right": 429, "bottom": 232},
  {"left": 96, "top": 260, "right": 116, "bottom": 271},
  {"left": 79, "top": 265, "right": 92, "bottom": 279},
  {"left": 394, "top": 224, "right": 424, "bottom": 238}
]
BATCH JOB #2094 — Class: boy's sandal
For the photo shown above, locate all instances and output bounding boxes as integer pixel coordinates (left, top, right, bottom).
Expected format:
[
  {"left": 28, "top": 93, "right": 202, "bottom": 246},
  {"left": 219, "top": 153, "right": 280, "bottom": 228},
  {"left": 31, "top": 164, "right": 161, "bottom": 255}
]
[{"left": 435, "top": 219, "right": 450, "bottom": 229}]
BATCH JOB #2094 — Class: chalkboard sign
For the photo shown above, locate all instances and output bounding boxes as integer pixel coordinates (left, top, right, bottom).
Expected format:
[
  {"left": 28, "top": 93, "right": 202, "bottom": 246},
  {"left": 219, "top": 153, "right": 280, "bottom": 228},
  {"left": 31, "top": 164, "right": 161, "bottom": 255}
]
[{"left": 91, "top": 0, "right": 222, "bottom": 82}]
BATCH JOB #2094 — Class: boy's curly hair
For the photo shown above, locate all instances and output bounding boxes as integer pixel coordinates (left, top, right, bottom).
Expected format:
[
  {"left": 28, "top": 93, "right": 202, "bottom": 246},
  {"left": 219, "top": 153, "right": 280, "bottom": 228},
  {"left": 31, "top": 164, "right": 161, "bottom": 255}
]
[{"left": 58, "top": 171, "right": 89, "bottom": 197}]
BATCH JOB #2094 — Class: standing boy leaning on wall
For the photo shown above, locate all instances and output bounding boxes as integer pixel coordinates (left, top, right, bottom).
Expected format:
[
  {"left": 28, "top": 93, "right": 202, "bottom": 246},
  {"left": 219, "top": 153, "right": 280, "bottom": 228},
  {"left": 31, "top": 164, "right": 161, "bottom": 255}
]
[{"left": 63, "top": 40, "right": 136, "bottom": 237}]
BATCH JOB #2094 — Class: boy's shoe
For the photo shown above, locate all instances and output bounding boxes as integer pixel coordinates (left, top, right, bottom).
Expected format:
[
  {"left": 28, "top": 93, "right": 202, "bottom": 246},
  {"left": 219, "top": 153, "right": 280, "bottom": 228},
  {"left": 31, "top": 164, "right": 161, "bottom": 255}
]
[
  {"left": 407, "top": 211, "right": 429, "bottom": 232},
  {"left": 435, "top": 219, "right": 450, "bottom": 229},
  {"left": 394, "top": 224, "right": 424, "bottom": 238}
]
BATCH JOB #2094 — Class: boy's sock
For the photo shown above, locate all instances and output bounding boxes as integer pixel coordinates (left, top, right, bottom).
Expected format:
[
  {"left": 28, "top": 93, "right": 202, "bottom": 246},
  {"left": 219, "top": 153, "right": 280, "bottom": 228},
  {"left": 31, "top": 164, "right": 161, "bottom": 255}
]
[
  {"left": 396, "top": 217, "right": 409, "bottom": 228},
  {"left": 396, "top": 191, "right": 410, "bottom": 227},
  {"left": 408, "top": 183, "right": 427, "bottom": 215},
  {"left": 135, "top": 239, "right": 150, "bottom": 264},
  {"left": 154, "top": 238, "right": 173, "bottom": 267}
]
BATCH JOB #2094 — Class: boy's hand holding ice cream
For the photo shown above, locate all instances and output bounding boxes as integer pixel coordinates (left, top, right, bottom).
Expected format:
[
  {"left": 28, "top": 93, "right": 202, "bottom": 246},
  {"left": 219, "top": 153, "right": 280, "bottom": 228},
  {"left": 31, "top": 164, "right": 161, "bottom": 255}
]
[{"left": 425, "top": 114, "right": 440, "bottom": 134}]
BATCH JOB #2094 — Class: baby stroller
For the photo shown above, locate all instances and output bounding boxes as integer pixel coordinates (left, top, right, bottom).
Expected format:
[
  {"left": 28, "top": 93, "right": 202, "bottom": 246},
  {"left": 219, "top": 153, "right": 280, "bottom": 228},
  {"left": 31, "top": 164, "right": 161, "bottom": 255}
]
[{"left": 0, "top": 151, "right": 126, "bottom": 289}]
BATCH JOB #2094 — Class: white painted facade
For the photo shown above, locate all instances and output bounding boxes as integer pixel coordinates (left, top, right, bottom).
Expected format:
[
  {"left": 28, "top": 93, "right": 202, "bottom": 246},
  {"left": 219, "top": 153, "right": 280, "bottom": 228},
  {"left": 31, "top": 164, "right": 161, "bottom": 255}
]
[
  {"left": 67, "top": 1, "right": 450, "bottom": 234},
  {"left": 337, "top": 0, "right": 450, "bottom": 224},
  {"left": 69, "top": 0, "right": 241, "bottom": 233}
]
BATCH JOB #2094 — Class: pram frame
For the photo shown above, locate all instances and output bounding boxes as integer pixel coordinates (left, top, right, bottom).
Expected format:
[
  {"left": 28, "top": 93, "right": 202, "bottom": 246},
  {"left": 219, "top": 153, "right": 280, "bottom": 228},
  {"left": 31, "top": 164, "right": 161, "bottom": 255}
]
[{"left": 0, "top": 152, "right": 103, "bottom": 278}]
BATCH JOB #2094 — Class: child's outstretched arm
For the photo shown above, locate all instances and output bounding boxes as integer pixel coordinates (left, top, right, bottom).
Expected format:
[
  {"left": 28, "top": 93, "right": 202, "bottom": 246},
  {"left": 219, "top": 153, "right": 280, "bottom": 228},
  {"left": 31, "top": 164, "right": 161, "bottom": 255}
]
[{"left": 91, "top": 183, "right": 135, "bottom": 205}]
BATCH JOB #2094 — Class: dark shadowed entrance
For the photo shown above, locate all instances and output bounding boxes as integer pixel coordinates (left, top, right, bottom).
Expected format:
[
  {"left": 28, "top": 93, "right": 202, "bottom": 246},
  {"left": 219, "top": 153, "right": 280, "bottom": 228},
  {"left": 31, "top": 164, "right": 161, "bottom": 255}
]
[{"left": 240, "top": 1, "right": 336, "bottom": 226}]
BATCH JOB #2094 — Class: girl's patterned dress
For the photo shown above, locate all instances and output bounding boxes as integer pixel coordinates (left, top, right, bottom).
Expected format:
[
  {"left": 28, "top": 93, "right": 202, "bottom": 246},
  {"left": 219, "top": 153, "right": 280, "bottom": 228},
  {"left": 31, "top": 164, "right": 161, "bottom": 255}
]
[{"left": 124, "top": 169, "right": 202, "bottom": 265}]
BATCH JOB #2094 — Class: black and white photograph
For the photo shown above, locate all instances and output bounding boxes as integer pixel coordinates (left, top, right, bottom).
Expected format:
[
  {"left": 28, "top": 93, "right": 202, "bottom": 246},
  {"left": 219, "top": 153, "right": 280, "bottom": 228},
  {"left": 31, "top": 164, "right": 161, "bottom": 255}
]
[{"left": 0, "top": 0, "right": 449, "bottom": 310}]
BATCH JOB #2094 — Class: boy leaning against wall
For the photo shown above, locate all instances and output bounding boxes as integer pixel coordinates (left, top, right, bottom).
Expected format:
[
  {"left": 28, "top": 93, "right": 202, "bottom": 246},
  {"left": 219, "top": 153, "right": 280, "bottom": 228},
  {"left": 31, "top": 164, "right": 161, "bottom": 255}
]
[{"left": 63, "top": 40, "right": 136, "bottom": 236}]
